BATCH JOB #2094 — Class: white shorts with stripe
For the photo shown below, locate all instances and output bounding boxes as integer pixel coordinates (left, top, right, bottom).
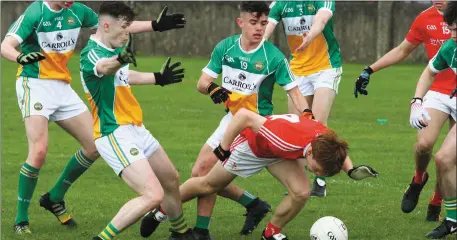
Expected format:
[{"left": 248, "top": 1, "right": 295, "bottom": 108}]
[
  {"left": 423, "top": 90, "right": 457, "bottom": 121},
  {"left": 95, "top": 124, "right": 160, "bottom": 176},
  {"left": 295, "top": 67, "right": 343, "bottom": 96},
  {"left": 223, "top": 138, "right": 282, "bottom": 178},
  {"left": 206, "top": 112, "right": 233, "bottom": 149},
  {"left": 15, "top": 77, "right": 88, "bottom": 121}
]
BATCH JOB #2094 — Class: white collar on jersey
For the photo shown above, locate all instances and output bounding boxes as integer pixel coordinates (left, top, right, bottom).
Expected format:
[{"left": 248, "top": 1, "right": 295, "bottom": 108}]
[
  {"left": 238, "top": 35, "right": 265, "bottom": 54},
  {"left": 90, "top": 35, "right": 115, "bottom": 52},
  {"left": 303, "top": 143, "right": 311, "bottom": 157},
  {"left": 44, "top": 1, "right": 64, "bottom": 13}
]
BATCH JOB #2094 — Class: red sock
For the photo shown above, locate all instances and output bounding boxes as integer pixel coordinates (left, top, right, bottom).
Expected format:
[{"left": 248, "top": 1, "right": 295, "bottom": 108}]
[
  {"left": 413, "top": 170, "right": 426, "bottom": 184},
  {"left": 159, "top": 206, "right": 166, "bottom": 214},
  {"left": 430, "top": 188, "right": 443, "bottom": 206},
  {"left": 264, "top": 222, "right": 281, "bottom": 238}
]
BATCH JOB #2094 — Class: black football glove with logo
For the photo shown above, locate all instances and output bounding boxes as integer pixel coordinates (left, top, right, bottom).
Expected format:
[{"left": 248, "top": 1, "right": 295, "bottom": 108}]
[
  {"left": 151, "top": 6, "right": 186, "bottom": 32},
  {"left": 354, "top": 66, "right": 373, "bottom": 98},
  {"left": 117, "top": 33, "right": 137, "bottom": 67},
  {"left": 17, "top": 52, "right": 46, "bottom": 65},
  {"left": 206, "top": 82, "right": 231, "bottom": 104},
  {"left": 154, "top": 57, "right": 184, "bottom": 87}
]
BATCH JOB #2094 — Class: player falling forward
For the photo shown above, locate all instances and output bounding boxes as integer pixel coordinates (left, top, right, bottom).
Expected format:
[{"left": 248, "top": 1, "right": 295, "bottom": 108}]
[
  {"left": 78, "top": 2, "right": 193, "bottom": 240},
  {"left": 0, "top": 0, "right": 185, "bottom": 234},
  {"left": 354, "top": 0, "right": 455, "bottom": 222},
  {"left": 140, "top": 2, "right": 312, "bottom": 239},
  {"left": 264, "top": 1, "right": 378, "bottom": 198},
  {"left": 177, "top": 108, "right": 347, "bottom": 240},
  {"left": 411, "top": 2, "right": 457, "bottom": 238}
]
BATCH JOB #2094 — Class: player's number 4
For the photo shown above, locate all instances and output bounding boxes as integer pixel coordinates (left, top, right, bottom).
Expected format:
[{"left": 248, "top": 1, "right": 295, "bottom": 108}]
[{"left": 57, "top": 21, "right": 62, "bottom": 29}]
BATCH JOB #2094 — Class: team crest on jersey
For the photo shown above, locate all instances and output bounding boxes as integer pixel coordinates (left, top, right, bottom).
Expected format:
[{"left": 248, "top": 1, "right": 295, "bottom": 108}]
[
  {"left": 254, "top": 61, "right": 264, "bottom": 71},
  {"left": 307, "top": 4, "right": 315, "bottom": 13},
  {"left": 34, "top": 102, "right": 43, "bottom": 111},
  {"left": 130, "top": 148, "right": 139, "bottom": 156},
  {"left": 67, "top": 16, "right": 75, "bottom": 25},
  {"left": 238, "top": 72, "right": 247, "bottom": 81}
]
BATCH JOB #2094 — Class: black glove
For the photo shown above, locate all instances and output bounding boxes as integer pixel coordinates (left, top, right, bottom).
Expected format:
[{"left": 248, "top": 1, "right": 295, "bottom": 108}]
[
  {"left": 354, "top": 66, "right": 373, "bottom": 98},
  {"left": 206, "top": 82, "right": 231, "bottom": 104},
  {"left": 151, "top": 6, "right": 186, "bottom": 32},
  {"left": 450, "top": 87, "right": 457, "bottom": 98},
  {"left": 17, "top": 52, "right": 45, "bottom": 65},
  {"left": 117, "top": 34, "right": 137, "bottom": 67},
  {"left": 213, "top": 144, "right": 230, "bottom": 162},
  {"left": 154, "top": 57, "right": 184, "bottom": 86},
  {"left": 301, "top": 108, "right": 315, "bottom": 119}
]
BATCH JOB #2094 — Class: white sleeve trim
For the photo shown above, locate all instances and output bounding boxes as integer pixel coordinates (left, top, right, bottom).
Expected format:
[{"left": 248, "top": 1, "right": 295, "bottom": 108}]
[
  {"left": 6, "top": 33, "right": 23, "bottom": 44},
  {"left": 283, "top": 81, "right": 298, "bottom": 91},
  {"left": 268, "top": 17, "right": 279, "bottom": 25},
  {"left": 318, "top": 8, "right": 333, "bottom": 16},
  {"left": 428, "top": 60, "right": 441, "bottom": 73},
  {"left": 202, "top": 67, "right": 219, "bottom": 78}
]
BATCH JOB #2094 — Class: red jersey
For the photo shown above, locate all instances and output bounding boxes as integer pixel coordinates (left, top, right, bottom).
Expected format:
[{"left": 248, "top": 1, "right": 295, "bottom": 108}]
[
  {"left": 238, "top": 114, "right": 328, "bottom": 160},
  {"left": 406, "top": 6, "right": 455, "bottom": 95}
]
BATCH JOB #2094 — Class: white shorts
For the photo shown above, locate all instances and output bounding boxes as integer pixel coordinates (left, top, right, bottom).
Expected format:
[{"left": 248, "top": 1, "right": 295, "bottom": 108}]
[
  {"left": 423, "top": 90, "right": 456, "bottom": 121},
  {"left": 95, "top": 124, "right": 160, "bottom": 176},
  {"left": 296, "top": 67, "right": 343, "bottom": 96},
  {"left": 16, "top": 77, "right": 87, "bottom": 121},
  {"left": 222, "top": 141, "right": 282, "bottom": 178},
  {"left": 206, "top": 112, "right": 233, "bottom": 149}
]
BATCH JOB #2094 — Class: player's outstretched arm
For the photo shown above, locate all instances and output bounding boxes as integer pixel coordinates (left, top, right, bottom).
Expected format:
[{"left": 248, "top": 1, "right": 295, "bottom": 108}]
[
  {"left": 129, "top": 6, "right": 186, "bottom": 33},
  {"left": 295, "top": 9, "right": 332, "bottom": 52},
  {"left": 264, "top": 21, "right": 277, "bottom": 40},
  {"left": 354, "top": 40, "right": 418, "bottom": 98},
  {"left": 409, "top": 66, "right": 437, "bottom": 129},
  {"left": 287, "top": 87, "right": 312, "bottom": 117},
  {"left": 129, "top": 57, "right": 184, "bottom": 86},
  {"left": 1, "top": 36, "right": 45, "bottom": 65},
  {"left": 197, "top": 72, "right": 232, "bottom": 104}
]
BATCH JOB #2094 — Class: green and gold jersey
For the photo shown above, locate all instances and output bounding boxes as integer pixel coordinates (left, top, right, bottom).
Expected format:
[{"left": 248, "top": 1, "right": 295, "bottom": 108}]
[
  {"left": 204, "top": 35, "right": 297, "bottom": 116},
  {"left": 80, "top": 37, "right": 143, "bottom": 139},
  {"left": 6, "top": 0, "right": 98, "bottom": 83},
  {"left": 429, "top": 39, "right": 457, "bottom": 74},
  {"left": 269, "top": 1, "right": 342, "bottom": 76}
]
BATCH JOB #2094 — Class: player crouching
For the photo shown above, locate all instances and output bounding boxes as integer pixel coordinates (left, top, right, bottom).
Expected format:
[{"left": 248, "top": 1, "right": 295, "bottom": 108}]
[{"left": 178, "top": 108, "right": 347, "bottom": 240}]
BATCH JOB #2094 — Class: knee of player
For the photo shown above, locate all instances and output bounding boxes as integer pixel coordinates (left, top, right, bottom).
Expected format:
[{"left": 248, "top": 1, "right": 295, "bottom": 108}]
[
  {"left": 196, "top": 159, "right": 216, "bottom": 176},
  {"left": 143, "top": 187, "right": 165, "bottom": 208},
  {"left": 81, "top": 147, "right": 99, "bottom": 160},
  {"left": 288, "top": 187, "right": 310, "bottom": 203},
  {"left": 415, "top": 137, "right": 435, "bottom": 153},
  {"left": 435, "top": 151, "right": 454, "bottom": 171}
]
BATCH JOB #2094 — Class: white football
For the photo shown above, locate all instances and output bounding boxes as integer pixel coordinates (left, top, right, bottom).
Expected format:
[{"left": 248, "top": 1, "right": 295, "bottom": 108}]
[{"left": 310, "top": 216, "right": 348, "bottom": 240}]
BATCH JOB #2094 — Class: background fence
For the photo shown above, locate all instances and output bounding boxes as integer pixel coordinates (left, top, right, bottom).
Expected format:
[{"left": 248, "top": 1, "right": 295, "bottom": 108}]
[{"left": 1, "top": 1, "right": 433, "bottom": 63}]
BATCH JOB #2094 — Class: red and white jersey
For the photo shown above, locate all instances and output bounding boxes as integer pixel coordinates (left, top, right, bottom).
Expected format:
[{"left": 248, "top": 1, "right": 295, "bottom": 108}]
[
  {"left": 406, "top": 6, "right": 455, "bottom": 95},
  {"left": 236, "top": 114, "right": 328, "bottom": 160}
]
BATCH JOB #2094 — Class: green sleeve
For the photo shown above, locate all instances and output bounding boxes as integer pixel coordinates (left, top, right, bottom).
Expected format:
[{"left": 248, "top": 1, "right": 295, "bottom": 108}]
[
  {"left": 81, "top": 4, "right": 99, "bottom": 29},
  {"left": 314, "top": 0, "right": 335, "bottom": 14},
  {"left": 202, "top": 40, "right": 226, "bottom": 78},
  {"left": 275, "top": 58, "right": 298, "bottom": 91},
  {"left": 268, "top": 1, "right": 284, "bottom": 25},
  {"left": 81, "top": 48, "right": 108, "bottom": 78},
  {"left": 6, "top": 1, "right": 41, "bottom": 44},
  {"left": 429, "top": 43, "right": 450, "bottom": 73}
]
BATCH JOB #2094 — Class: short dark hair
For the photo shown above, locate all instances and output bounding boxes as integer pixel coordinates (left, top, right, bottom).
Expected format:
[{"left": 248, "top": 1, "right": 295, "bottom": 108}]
[
  {"left": 99, "top": 1, "right": 135, "bottom": 23},
  {"left": 238, "top": 1, "right": 270, "bottom": 18},
  {"left": 311, "top": 129, "right": 348, "bottom": 177},
  {"left": 444, "top": 1, "right": 457, "bottom": 25}
]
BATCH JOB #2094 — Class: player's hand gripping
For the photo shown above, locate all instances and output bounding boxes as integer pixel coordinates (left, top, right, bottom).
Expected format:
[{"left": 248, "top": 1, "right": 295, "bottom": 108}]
[
  {"left": 17, "top": 52, "right": 46, "bottom": 65},
  {"left": 348, "top": 165, "right": 379, "bottom": 180},
  {"left": 301, "top": 109, "right": 315, "bottom": 120},
  {"left": 117, "top": 33, "right": 137, "bottom": 67},
  {"left": 354, "top": 66, "right": 373, "bottom": 98},
  {"left": 214, "top": 144, "right": 230, "bottom": 162},
  {"left": 206, "top": 82, "right": 231, "bottom": 104},
  {"left": 154, "top": 57, "right": 184, "bottom": 86},
  {"left": 151, "top": 6, "right": 186, "bottom": 32},
  {"left": 409, "top": 97, "right": 431, "bottom": 129}
]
